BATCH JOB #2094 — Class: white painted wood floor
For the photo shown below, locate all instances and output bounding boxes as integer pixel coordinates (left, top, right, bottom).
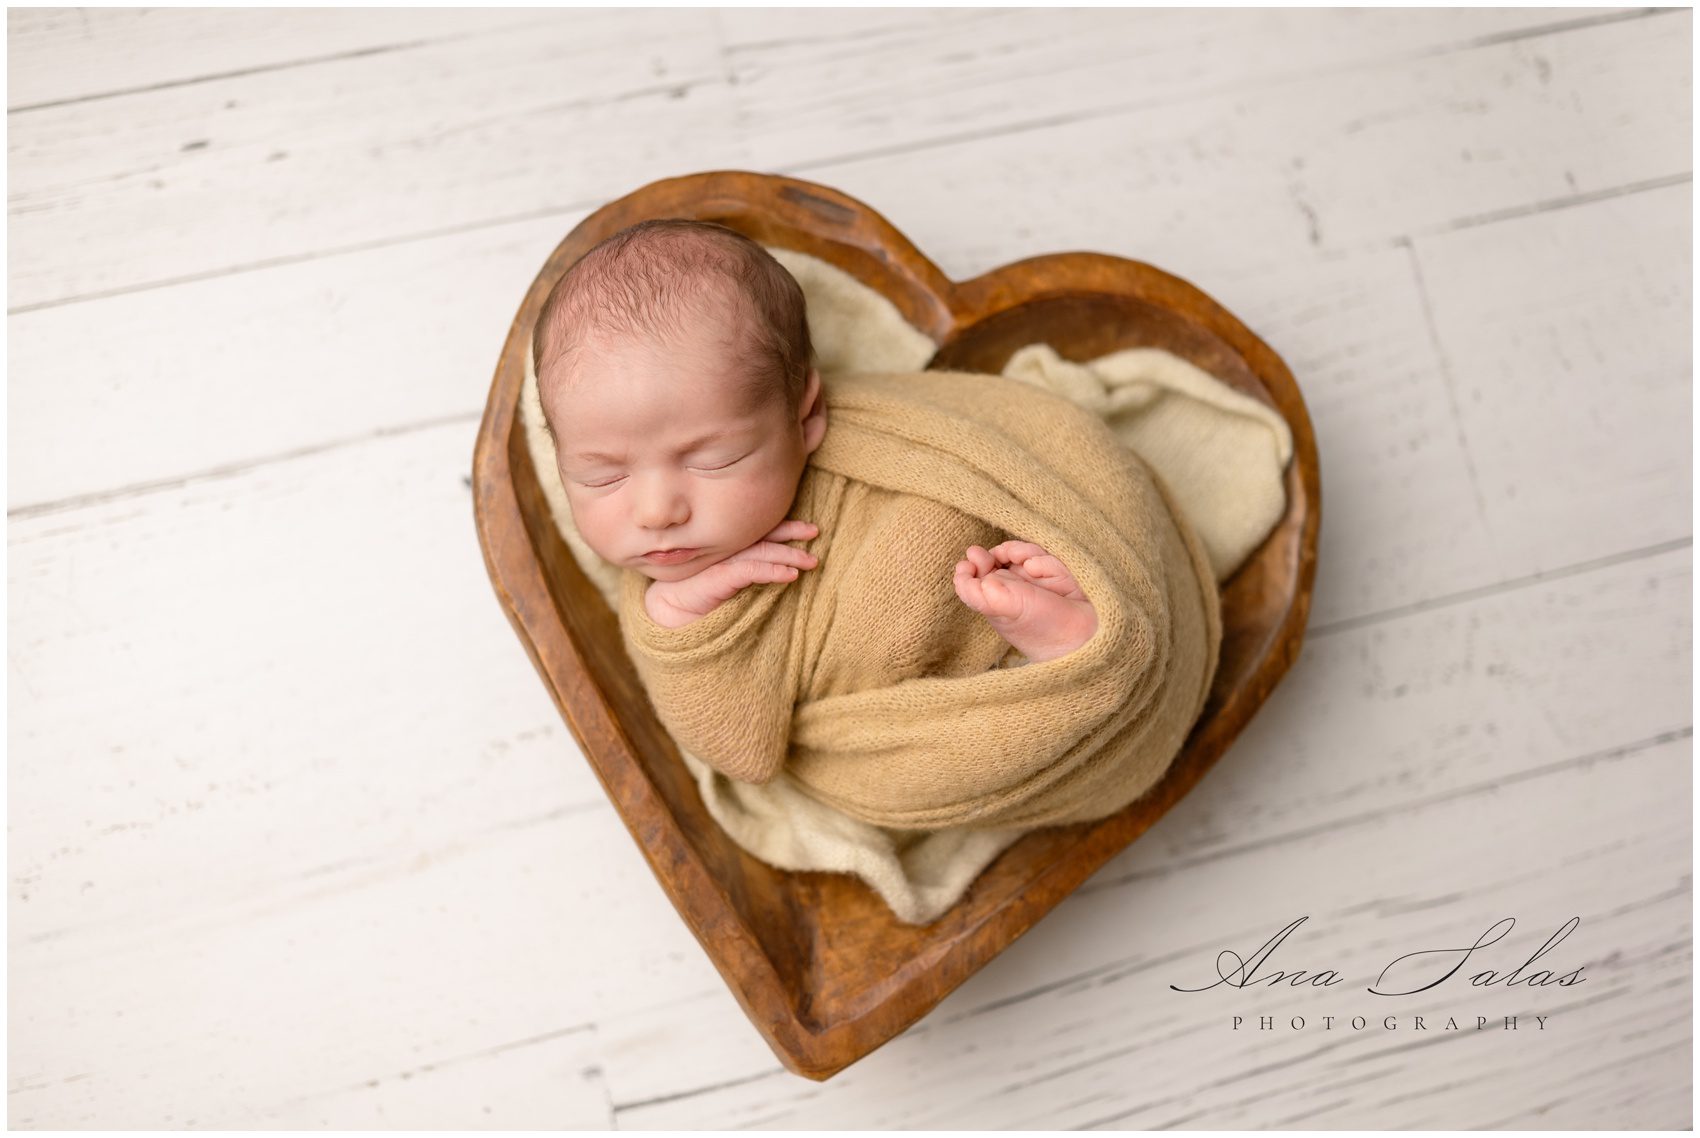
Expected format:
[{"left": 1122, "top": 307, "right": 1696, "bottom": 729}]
[{"left": 7, "top": 8, "right": 1692, "bottom": 1129}]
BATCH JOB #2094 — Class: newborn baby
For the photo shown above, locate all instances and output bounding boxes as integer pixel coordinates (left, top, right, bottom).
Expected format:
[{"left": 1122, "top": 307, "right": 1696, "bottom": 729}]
[
  {"left": 533, "top": 218, "right": 1221, "bottom": 830},
  {"left": 534, "top": 217, "right": 1098, "bottom": 669}
]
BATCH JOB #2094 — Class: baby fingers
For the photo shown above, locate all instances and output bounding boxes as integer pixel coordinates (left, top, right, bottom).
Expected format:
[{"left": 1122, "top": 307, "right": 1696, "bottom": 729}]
[
  {"left": 729, "top": 540, "right": 819, "bottom": 570},
  {"left": 698, "top": 556, "right": 808, "bottom": 601},
  {"left": 762, "top": 519, "right": 820, "bottom": 544},
  {"left": 740, "top": 559, "right": 806, "bottom": 582}
]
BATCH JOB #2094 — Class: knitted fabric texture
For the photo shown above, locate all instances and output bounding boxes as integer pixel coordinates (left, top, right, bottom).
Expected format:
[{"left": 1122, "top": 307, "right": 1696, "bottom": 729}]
[{"left": 615, "top": 367, "right": 1223, "bottom": 832}]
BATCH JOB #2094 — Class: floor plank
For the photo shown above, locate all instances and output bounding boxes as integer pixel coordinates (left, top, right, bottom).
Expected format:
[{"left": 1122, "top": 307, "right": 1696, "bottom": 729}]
[
  {"left": 8, "top": 11, "right": 739, "bottom": 310},
  {"left": 1412, "top": 179, "right": 1692, "bottom": 577},
  {"left": 6, "top": 9, "right": 542, "bottom": 110},
  {"left": 717, "top": 7, "right": 1645, "bottom": 172},
  {"left": 6, "top": 211, "right": 571, "bottom": 510},
  {"left": 8, "top": 10, "right": 1684, "bottom": 309}
]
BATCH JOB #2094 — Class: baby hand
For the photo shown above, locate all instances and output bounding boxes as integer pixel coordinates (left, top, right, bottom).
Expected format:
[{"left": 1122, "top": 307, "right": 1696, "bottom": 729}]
[
  {"left": 953, "top": 540, "right": 1097, "bottom": 663},
  {"left": 644, "top": 520, "right": 819, "bottom": 629}
]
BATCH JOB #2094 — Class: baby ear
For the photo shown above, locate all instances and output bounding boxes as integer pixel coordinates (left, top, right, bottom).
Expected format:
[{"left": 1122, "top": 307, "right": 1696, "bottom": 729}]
[{"left": 799, "top": 366, "right": 828, "bottom": 454}]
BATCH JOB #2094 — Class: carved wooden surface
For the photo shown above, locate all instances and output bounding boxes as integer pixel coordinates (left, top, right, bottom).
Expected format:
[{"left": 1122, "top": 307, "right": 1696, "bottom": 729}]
[
  {"left": 8, "top": 8, "right": 1689, "bottom": 1128},
  {"left": 475, "top": 169, "right": 1319, "bottom": 1080}
]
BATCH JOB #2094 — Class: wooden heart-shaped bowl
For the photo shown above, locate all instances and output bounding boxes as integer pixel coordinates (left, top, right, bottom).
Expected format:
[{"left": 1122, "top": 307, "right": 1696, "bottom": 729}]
[{"left": 472, "top": 170, "right": 1321, "bottom": 1081}]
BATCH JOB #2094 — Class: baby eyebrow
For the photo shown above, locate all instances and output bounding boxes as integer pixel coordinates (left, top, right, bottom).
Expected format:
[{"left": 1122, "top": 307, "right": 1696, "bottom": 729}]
[{"left": 570, "top": 427, "right": 747, "bottom": 464}]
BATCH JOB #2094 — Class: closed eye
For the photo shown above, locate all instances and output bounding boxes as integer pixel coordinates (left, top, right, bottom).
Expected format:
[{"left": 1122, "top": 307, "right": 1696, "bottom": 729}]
[{"left": 691, "top": 453, "right": 748, "bottom": 472}]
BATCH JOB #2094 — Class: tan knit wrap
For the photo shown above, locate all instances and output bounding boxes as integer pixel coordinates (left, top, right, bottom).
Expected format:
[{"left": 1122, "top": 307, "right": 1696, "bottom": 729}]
[{"left": 617, "top": 368, "right": 1222, "bottom": 831}]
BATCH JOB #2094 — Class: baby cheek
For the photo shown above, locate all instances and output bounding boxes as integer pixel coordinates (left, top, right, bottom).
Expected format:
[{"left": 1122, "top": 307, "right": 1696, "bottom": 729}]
[
  {"left": 742, "top": 469, "right": 800, "bottom": 522},
  {"left": 569, "top": 494, "right": 621, "bottom": 545}
]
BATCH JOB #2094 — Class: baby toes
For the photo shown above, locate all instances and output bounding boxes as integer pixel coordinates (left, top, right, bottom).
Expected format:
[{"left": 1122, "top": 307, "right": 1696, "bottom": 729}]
[
  {"left": 1024, "top": 553, "right": 1070, "bottom": 579},
  {"left": 1018, "top": 553, "right": 1086, "bottom": 600},
  {"left": 977, "top": 569, "right": 1036, "bottom": 620},
  {"left": 953, "top": 560, "right": 987, "bottom": 606},
  {"left": 990, "top": 539, "right": 1048, "bottom": 566}
]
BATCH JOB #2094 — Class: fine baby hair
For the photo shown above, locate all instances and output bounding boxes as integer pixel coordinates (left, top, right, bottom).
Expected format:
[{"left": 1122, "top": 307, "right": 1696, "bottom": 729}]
[{"left": 532, "top": 217, "right": 818, "bottom": 444}]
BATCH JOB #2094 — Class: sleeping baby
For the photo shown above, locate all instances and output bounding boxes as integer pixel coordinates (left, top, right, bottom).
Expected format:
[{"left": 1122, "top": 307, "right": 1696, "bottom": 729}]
[
  {"left": 533, "top": 218, "right": 1222, "bottom": 832},
  {"left": 534, "top": 218, "right": 1096, "bottom": 665}
]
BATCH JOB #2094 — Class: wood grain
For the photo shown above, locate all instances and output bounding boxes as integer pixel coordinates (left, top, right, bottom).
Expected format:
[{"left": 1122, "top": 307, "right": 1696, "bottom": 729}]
[
  {"left": 6, "top": 9, "right": 545, "bottom": 109},
  {"left": 9, "top": 11, "right": 1685, "bottom": 309}
]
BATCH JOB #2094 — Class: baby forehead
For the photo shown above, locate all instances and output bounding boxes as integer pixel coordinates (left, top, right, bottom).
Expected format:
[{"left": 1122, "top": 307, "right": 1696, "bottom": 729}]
[
  {"left": 568, "top": 385, "right": 774, "bottom": 429},
  {"left": 556, "top": 335, "right": 772, "bottom": 409},
  {"left": 553, "top": 360, "right": 774, "bottom": 434}
]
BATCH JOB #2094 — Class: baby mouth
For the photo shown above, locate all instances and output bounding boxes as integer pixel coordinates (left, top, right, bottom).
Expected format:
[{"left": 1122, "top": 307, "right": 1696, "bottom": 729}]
[{"left": 642, "top": 547, "right": 700, "bottom": 564}]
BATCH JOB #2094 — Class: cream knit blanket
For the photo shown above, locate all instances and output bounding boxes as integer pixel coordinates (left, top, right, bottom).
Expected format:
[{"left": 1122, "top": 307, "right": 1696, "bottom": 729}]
[{"left": 520, "top": 248, "right": 1293, "bottom": 922}]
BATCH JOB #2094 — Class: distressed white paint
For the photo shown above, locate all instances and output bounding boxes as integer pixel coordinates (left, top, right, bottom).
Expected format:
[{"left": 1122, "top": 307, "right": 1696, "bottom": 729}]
[
  {"left": 7, "top": 7, "right": 1691, "bottom": 1129},
  {"left": 7, "top": 10, "right": 739, "bottom": 310},
  {"left": 1413, "top": 180, "right": 1693, "bottom": 576},
  {"left": 8, "top": 10, "right": 1687, "bottom": 308},
  {"left": 6, "top": 211, "right": 576, "bottom": 510},
  {"left": 5, "top": 9, "right": 546, "bottom": 109}
]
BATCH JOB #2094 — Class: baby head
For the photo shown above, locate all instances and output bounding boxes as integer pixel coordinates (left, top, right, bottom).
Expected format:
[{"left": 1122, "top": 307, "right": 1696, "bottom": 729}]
[{"left": 533, "top": 218, "right": 827, "bottom": 582}]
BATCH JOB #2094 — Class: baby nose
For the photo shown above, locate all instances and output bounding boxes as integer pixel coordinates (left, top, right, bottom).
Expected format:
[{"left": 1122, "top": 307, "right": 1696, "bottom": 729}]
[{"left": 635, "top": 473, "right": 690, "bottom": 530}]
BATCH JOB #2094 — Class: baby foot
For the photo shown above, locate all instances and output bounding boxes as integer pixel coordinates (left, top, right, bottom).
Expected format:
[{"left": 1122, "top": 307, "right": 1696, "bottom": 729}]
[{"left": 952, "top": 540, "right": 1098, "bottom": 664}]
